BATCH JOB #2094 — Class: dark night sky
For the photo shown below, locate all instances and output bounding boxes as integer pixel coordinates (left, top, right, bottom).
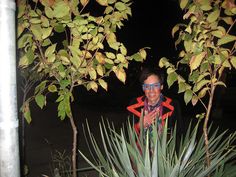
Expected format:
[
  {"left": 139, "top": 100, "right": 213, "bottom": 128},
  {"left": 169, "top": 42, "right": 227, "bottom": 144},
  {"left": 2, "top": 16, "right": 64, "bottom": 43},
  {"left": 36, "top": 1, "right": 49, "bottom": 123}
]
[
  {"left": 77, "top": 0, "right": 184, "bottom": 107},
  {"left": 119, "top": 0, "right": 182, "bottom": 64},
  {"left": 118, "top": 1, "right": 183, "bottom": 92}
]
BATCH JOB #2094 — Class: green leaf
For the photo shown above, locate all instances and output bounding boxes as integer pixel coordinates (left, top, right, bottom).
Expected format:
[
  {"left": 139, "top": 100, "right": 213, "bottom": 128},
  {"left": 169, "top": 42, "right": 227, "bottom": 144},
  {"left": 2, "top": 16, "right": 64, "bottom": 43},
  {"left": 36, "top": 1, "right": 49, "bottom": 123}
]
[
  {"left": 59, "top": 71, "right": 67, "bottom": 80},
  {"left": 113, "top": 67, "right": 126, "bottom": 83},
  {"left": 30, "top": 24, "right": 42, "bottom": 41},
  {"left": 42, "top": 38, "right": 51, "bottom": 46},
  {"left": 105, "top": 6, "right": 113, "bottom": 14},
  {"left": 35, "top": 94, "right": 46, "bottom": 109},
  {"left": 207, "top": 9, "right": 220, "bottom": 23},
  {"left": 91, "top": 36, "right": 99, "bottom": 45},
  {"left": 105, "top": 58, "right": 114, "bottom": 64},
  {"left": 47, "top": 54, "right": 56, "bottom": 63},
  {"left": 214, "top": 81, "right": 226, "bottom": 87},
  {"left": 58, "top": 101, "right": 66, "bottom": 120},
  {"left": 222, "top": 60, "right": 231, "bottom": 68},
  {"left": 29, "top": 10, "right": 39, "bottom": 17},
  {"left": 53, "top": 1, "right": 70, "bottom": 18},
  {"left": 26, "top": 48, "right": 34, "bottom": 64},
  {"left": 117, "top": 54, "right": 126, "bottom": 63},
  {"left": 230, "top": 56, "right": 236, "bottom": 69},
  {"left": 22, "top": 102, "right": 32, "bottom": 124},
  {"left": 217, "top": 34, "right": 236, "bottom": 46},
  {"left": 198, "top": 87, "right": 209, "bottom": 98},
  {"left": 231, "top": 7, "right": 236, "bottom": 14},
  {"left": 180, "top": 0, "right": 188, "bottom": 9},
  {"left": 45, "top": 44, "right": 56, "bottom": 57},
  {"left": 167, "top": 67, "right": 176, "bottom": 74},
  {"left": 172, "top": 25, "right": 179, "bottom": 37},
  {"left": 106, "top": 52, "right": 116, "bottom": 59},
  {"left": 59, "top": 79, "right": 70, "bottom": 89},
  {"left": 54, "top": 24, "right": 65, "bottom": 33},
  {"left": 222, "top": 17, "right": 233, "bottom": 25},
  {"left": 191, "top": 95, "right": 198, "bottom": 106},
  {"left": 19, "top": 55, "right": 28, "bottom": 68},
  {"left": 106, "top": 32, "right": 117, "bottom": 44},
  {"left": 18, "top": 2, "right": 26, "bottom": 18},
  {"left": 197, "top": 72, "right": 210, "bottom": 82},
  {"left": 189, "top": 70, "right": 199, "bottom": 82},
  {"left": 193, "top": 80, "right": 210, "bottom": 92},
  {"left": 40, "top": 0, "right": 54, "bottom": 6},
  {"left": 35, "top": 81, "right": 47, "bottom": 94},
  {"left": 184, "top": 40, "right": 192, "bottom": 52},
  {"left": 18, "top": 34, "right": 32, "bottom": 49},
  {"left": 108, "top": 0, "right": 116, "bottom": 4},
  {"left": 42, "top": 27, "right": 53, "bottom": 39},
  {"left": 48, "top": 85, "right": 57, "bottom": 92},
  {"left": 190, "top": 52, "right": 206, "bottom": 71},
  {"left": 109, "top": 42, "right": 120, "bottom": 50},
  {"left": 89, "top": 81, "right": 98, "bottom": 92},
  {"left": 89, "top": 68, "right": 97, "bottom": 80},
  {"left": 57, "top": 92, "right": 72, "bottom": 120},
  {"left": 81, "top": 0, "right": 89, "bottom": 6},
  {"left": 200, "top": 61, "right": 209, "bottom": 73},
  {"left": 159, "top": 57, "right": 169, "bottom": 68},
  {"left": 178, "top": 82, "right": 186, "bottom": 93},
  {"left": 60, "top": 56, "right": 70, "bottom": 65},
  {"left": 45, "top": 7, "right": 54, "bottom": 18},
  {"left": 115, "top": 2, "right": 126, "bottom": 11},
  {"left": 41, "top": 16, "right": 50, "bottom": 27},
  {"left": 96, "top": 0, "right": 108, "bottom": 6},
  {"left": 81, "top": 33, "right": 92, "bottom": 40},
  {"left": 29, "top": 18, "right": 41, "bottom": 24},
  {"left": 98, "top": 79, "right": 108, "bottom": 91},
  {"left": 139, "top": 48, "right": 147, "bottom": 59},
  {"left": 211, "top": 30, "right": 225, "bottom": 38},
  {"left": 132, "top": 53, "right": 143, "bottom": 62},
  {"left": 196, "top": 113, "right": 205, "bottom": 119},
  {"left": 185, "top": 25, "right": 192, "bottom": 34},
  {"left": 200, "top": 4, "right": 212, "bottom": 11},
  {"left": 65, "top": 92, "right": 72, "bottom": 118},
  {"left": 70, "top": 56, "right": 81, "bottom": 68},
  {"left": 167, "top": 72, "right": 178, "bottom": 88},
  {"left": 184, "top": 89, "right": 193, "bottom": 105},
  {"left": 96, "top": 65, "right": 104, "bottom": 76}
]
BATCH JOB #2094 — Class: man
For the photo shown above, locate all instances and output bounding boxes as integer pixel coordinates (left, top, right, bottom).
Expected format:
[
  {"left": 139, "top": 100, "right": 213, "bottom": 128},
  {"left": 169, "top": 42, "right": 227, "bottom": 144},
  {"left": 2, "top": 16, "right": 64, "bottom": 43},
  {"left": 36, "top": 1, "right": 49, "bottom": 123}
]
[{"left": 127, "top": 67, "right": 183, "bottom": 135}]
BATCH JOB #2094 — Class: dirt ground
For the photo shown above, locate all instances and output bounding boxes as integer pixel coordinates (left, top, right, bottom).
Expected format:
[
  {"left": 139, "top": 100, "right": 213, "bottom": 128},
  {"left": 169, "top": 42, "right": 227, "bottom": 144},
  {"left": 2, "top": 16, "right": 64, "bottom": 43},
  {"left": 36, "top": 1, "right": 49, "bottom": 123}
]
[{"left": 23, "top": 99, "right": 130, "bottom": 177}]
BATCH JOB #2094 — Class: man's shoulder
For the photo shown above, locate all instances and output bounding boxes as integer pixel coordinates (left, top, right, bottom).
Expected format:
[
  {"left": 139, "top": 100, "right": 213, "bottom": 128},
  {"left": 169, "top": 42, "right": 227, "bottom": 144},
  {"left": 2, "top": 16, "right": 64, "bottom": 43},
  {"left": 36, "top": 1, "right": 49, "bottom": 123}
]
[{"left": 128, "top": 95, "right": 145, "bottom": 105}]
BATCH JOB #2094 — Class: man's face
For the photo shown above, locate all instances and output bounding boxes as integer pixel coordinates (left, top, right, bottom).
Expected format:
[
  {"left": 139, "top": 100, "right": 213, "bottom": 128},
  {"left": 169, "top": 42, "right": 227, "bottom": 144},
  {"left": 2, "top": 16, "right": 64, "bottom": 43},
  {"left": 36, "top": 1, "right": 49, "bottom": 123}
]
[{"left": 143, "top": 74, "right": 163, "bottom": 105}]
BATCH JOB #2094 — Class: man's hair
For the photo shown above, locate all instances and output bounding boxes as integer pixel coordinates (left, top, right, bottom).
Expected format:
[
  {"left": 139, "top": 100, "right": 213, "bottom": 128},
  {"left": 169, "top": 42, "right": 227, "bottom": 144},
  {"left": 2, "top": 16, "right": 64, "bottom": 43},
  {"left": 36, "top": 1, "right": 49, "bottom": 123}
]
[{"left": 139, "top": 67, "right": 164, "bottom": 84}]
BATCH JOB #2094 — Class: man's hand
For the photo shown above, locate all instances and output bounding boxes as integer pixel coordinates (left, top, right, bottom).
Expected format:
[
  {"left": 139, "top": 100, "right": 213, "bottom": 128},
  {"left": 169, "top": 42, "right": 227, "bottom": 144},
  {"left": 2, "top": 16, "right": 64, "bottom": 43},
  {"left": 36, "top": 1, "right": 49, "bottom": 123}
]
[{"left": 143, "top": 110, "right": 158, "bottom": 128}]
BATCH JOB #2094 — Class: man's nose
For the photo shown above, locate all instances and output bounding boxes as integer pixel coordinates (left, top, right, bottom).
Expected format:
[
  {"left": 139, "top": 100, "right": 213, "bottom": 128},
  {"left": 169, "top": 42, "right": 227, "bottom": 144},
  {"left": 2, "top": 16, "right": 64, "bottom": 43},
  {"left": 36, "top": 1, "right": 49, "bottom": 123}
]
[{"left": 149, "top": 86, "right": 155, "bottom": 91}]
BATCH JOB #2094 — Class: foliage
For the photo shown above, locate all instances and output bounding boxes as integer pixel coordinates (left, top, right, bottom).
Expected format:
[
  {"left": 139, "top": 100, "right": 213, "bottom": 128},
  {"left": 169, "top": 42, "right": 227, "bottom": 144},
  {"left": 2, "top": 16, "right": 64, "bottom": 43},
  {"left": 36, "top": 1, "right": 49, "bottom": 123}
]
[
  {"left": 80, "top": 119, "right": 236, "bottom": 177},
  {"left": 17, "top": 0, "right": 147, "bottom": 123},
  {"left": 17, "top": 0, "right": 147, "bottom": 176},
  {"left": 159, "top": 0, "right": 236, "bottom": 107},
  {"left": 158, "top": 0, "right": 236, "bottom": 166}
]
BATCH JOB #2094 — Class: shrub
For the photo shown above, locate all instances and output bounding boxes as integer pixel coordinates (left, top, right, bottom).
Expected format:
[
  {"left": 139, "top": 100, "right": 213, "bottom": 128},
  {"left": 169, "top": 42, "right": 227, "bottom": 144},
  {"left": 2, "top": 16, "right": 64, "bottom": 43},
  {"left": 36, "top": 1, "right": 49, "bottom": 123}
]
[{"left": 80, "top": 119, "right": 236, "bottom": 177}]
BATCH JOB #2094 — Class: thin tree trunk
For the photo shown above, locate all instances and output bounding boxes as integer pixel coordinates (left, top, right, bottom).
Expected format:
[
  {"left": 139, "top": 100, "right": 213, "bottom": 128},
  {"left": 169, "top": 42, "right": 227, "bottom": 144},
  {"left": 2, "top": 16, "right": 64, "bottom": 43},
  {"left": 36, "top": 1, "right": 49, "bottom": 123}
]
[
  {"left": 69, "top": 115, "right": 78, "bottom": 177},
  {"left": 203, "top": 85, "right": 216, "bottom": 168}
]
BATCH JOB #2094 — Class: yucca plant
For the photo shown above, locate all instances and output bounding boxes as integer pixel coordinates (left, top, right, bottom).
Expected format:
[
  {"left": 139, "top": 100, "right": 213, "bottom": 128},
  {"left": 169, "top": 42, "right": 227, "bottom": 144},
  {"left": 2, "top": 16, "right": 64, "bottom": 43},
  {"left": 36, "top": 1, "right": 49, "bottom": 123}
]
[{"left": 79, "top": 118, "right": 236, "bottom": 177}]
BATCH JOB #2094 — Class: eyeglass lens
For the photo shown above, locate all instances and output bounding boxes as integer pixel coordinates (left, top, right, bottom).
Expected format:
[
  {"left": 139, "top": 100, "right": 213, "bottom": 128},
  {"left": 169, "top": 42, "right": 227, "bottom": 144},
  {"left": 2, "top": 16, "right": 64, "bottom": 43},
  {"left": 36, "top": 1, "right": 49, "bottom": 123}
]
[{"left": 142, "top": 83, "right": 161, "bottom": 90}]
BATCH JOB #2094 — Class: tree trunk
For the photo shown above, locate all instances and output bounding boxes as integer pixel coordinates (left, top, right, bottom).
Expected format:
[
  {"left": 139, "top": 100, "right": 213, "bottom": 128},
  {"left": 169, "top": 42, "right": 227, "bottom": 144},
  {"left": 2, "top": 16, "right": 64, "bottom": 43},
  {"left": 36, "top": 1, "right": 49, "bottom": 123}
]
[
  {"left": 203, "top": 85, "right": 216, "bottom": 168},
  {"left": 69, "top": 115, "right": 78, "bottom": 177}
]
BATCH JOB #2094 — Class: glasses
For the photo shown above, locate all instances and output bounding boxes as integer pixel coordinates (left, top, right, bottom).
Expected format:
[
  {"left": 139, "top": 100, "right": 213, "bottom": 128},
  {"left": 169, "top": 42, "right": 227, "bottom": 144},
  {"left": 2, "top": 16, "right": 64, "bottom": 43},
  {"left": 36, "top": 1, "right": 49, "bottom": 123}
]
[{"left": 142, "top": 83, "right": 161, "bottom": 90}]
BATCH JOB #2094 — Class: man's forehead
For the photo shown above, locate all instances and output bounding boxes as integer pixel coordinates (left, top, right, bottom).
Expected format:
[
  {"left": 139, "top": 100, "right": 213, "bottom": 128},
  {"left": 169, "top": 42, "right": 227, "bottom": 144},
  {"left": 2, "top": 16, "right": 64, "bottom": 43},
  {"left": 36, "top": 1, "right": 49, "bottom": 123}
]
[{"left": 144, "top": 75, "right": 160, "bottom": 83}]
